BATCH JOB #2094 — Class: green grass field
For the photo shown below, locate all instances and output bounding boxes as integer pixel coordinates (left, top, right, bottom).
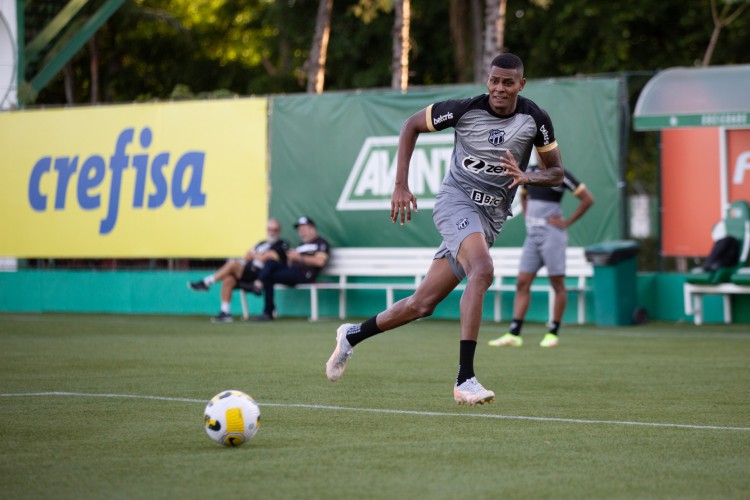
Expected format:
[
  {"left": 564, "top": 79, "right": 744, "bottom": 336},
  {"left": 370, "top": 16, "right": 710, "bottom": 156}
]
[{"left": 1, "top": 313, "right": 749, "bottom": 499}]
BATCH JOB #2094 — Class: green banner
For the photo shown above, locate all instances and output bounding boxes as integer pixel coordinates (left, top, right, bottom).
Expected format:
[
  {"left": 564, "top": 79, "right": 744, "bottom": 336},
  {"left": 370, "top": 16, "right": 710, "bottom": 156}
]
[{"left": 270, "top": 79, "right": 622, "bottom": 249}]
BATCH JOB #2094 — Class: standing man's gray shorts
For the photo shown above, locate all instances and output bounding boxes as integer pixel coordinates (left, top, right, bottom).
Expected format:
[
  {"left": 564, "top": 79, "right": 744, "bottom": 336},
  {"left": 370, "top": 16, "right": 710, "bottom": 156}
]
[{"left": 518, "top": 226, "right": 568, "bottom": 276}]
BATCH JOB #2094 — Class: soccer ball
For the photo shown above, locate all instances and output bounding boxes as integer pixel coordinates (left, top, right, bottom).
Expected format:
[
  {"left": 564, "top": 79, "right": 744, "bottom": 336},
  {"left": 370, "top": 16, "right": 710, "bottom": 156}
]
[{"left": 204, "top": 390, "right": 261, "bottom": 447}]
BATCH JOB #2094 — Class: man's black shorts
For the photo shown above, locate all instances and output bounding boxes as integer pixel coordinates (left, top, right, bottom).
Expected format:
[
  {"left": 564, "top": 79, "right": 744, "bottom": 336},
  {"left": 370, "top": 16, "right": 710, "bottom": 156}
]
[{"left": 240, "top": 263, "right": 262, "bottom": 283}]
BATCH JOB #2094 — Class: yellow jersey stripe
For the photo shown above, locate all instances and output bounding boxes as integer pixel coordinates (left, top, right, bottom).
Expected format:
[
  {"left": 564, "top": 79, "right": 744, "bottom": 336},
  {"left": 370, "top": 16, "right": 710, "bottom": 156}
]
[
  {"left": 536, "top": 140, "right": 558, "bottom": 153},
  {"left": 425, "top": 104, "right": 436, "bottom": 132}
]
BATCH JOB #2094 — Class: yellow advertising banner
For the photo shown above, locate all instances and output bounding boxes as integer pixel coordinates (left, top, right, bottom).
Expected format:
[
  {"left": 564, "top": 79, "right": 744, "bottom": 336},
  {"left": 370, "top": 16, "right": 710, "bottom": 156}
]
[{"left": 0, "top": 99, "right": 268, "bottom": 257}]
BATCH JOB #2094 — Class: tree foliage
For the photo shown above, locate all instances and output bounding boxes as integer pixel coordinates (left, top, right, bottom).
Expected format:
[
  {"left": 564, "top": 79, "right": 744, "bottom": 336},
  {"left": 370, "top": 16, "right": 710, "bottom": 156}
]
[
  {"left": 31, "top": 0, "right": 748, "bottom": 198},
  {"left": 33, "top": 0, "right": 750, "bottom": 105}
]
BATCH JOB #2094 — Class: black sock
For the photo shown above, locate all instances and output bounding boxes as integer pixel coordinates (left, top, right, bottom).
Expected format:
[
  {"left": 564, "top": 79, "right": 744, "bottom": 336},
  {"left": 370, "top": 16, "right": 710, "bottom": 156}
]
[
  {"left": 509, "top": 318, "right": 524, "bottom": 336},
  {"left": 345, "top": 316, "right": 383, "bottom": 347},
  {"left": 456, "top": 340, "right": 477, "bottom": 386},
  {"left": 547, "top": 321, "right": 560, "bottom": 335}
]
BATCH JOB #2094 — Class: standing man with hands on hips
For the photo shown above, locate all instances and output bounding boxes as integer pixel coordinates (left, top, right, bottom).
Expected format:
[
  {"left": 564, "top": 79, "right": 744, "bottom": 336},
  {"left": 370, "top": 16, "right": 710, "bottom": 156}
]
[
  {"left": 326, "top": 53, "right": 564, "bottom": 405},
  {"left": 489, "top": 165, "right": 594, "bottom": 348}
]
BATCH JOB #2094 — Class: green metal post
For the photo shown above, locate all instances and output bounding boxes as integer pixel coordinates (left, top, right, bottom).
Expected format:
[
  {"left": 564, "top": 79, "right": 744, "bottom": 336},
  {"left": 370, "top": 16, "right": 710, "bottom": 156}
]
[
  {"left": 25, "top": 0, "right": 92, "bottom": 66},
  {"left": 28, "top": 0, "right": 125, "bottom": 95},
  {"left": 16, "top": 0, "right": 24, "bottom": 108}
]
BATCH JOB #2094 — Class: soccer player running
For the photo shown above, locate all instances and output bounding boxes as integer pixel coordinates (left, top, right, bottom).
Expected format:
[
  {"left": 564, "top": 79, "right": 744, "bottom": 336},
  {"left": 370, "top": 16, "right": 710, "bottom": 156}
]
[
  {"left": 325, "top": 53, "right": 564, "bottom": 405},
  {"left": 488, "top": 166, "right": 593, "bottom": 348}
]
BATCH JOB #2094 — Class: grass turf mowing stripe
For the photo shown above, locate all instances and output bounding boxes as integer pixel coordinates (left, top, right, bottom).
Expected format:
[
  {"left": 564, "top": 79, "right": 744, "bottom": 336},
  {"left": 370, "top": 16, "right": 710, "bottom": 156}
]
[{"left": 3, "top": 391, "right": 749, "bottom": 432}]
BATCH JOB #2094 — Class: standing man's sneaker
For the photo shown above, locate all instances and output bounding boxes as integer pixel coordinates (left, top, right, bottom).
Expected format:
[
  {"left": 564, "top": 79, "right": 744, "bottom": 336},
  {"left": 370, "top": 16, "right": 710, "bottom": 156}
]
[
  {"left": 210, "top": 312, "right": 233, "bottom": 323},
  {"left": 539, "top": 333, "right": 559, "bottom": 347},
  {"left": 188, "top": 280, "right": 209, "bottom": 291},
  {"left": 251, "top": 313, "right": 274, "bottom": 322},
  {"left": 488, "top": 333, "right": 523, "bottom": 347},
  {"left": 453, "top": 377, "right": 495, "bottom": 405},
  {"left": 326, "top": 324, "right": 354, "bottom": 381}
]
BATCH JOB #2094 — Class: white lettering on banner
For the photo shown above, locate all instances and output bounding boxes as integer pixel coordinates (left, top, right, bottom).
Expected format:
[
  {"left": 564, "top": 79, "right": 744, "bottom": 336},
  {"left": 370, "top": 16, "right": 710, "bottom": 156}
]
[
  {"left": 352, "top": 150, "right": 392, "bottom": 197},
  {"left": 732, "top": 151, "right": 750, "bottom": 185},
  {"left": 336, "top": 134, "right": 525, "bottom": 217},
  {"left": 337, "top": 135, "right": 453, "bottom": 210},
  {"left": 701, "top": 113, "right": 749, "bottom": 127}
]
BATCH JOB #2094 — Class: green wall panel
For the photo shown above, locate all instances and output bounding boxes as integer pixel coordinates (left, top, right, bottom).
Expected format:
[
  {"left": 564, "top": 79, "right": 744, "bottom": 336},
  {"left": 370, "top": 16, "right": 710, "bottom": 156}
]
[
  {"left": 0, "top": 271, "right": 740, "bottom": 325},
  {"left": 269, "top": 78, "right": 623, "bottom": 250},
  {"left": 0, "top": 271, "right": 42, "bottom": 311}
]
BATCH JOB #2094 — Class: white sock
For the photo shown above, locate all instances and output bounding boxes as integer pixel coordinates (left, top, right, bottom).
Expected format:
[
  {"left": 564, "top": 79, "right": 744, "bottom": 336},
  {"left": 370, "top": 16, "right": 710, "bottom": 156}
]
[
  {"left": 221, "top": 302, "right": 230, "bottom": 314},
  {"left": 204, "top": 275, "right": 216, "bottom": 286}
]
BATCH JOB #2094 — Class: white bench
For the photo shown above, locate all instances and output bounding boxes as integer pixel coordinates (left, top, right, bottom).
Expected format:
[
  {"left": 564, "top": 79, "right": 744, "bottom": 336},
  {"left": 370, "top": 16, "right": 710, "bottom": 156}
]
[
  {"left": 488, "top": 247, "right": 592, "bottom": 324},
  {"left": 240, "top": 247, "right": 593, "bottom": 323},
  {"left": 683, "top": 282, "right": 750, "bottom": 325},
  {"left": 683, "top": 217, "right": 750, "bottom": 325}
]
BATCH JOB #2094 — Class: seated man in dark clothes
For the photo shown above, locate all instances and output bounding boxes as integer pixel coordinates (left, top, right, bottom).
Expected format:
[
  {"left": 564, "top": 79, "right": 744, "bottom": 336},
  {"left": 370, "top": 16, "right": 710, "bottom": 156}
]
[
  {"left": 188, "top": 218, "right": 289, "bottom": 323},
  {"left": 250, "top": 216, "right": 330, "bottom": 321}
]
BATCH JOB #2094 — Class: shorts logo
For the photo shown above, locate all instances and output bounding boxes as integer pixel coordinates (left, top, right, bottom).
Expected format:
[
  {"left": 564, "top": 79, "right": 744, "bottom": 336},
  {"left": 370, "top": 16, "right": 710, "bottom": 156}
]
[
  {"left": 471, "top": 189, "right": 501, "bottom": 207},
  {"left": 488, "top": 129, "right": 505, "bottom": 146},
  {"left": 457, "top": 218, "right": 469, "bottom": 230}
]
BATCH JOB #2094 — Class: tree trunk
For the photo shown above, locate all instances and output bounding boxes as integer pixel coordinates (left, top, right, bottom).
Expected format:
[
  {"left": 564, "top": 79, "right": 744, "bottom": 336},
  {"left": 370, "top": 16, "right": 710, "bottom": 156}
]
[
  {"left": 450, "top": 0, "right": 468, "bottom": 82},
  {"left": 63, "top": 62, "right": 75, "bottom": 104},
  {"left": 702, "top": 0, "right": 749, "bottom": 67},
  {"left": 471, "top": 0, "right": 483, "bottom": 83},
  {"left": 391, "top": 0, "right": 410, "bottom": 91},
  {"left": 482, "top": 0, "right": 498, "bottom": 76},
  {"left": 307, "top": 0, "right": 333, "bottom": 94},
  {"left": 104, "top": 18, "right": 119, "bottom": 103},
  {"left": 702, "top": 24, "right": 721, "bottom": 67},
  {"left": 482, "top": 0, "right": 507, "bottom": 76},
  {"left": 90, "top": 33, "right": 99, "bottom": 104},
  {"left": 497, "top": 0, "right": 506, "bottom": 54}
]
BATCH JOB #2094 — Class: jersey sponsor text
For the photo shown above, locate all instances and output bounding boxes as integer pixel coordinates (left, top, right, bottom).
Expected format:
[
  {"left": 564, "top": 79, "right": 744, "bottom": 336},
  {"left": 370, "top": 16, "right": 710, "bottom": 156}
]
[
  {"left": 471, "top": 189, "right": 502, "bottom": 207},
  {"left": 433, "top": 112, "right": 454, "bottom": 126},
  {"left": 462, "top": 156, "right": 508, "bottom": 175}
]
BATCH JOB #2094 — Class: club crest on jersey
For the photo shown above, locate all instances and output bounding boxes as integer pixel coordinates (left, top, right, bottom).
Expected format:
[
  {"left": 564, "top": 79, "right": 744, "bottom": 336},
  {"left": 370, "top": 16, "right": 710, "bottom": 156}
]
[
  {"left": 488, "top": 129, "right": 505, "bottom": 146},
  {"left": 457, "top": 218, "right": 469, "bottom": 230}
]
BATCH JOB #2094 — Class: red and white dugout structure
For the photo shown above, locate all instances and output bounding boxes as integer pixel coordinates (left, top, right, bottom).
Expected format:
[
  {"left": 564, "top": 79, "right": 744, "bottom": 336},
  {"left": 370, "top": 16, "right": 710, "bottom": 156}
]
[{"left": 634, "top": 64, "right": 750, "bottom": 257}]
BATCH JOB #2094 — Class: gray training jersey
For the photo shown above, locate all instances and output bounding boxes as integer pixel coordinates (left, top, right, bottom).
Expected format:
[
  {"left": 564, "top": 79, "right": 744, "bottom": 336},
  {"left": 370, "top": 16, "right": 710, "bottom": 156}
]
[{"left": 427, "top": 94, "right": 558, "bottom": 234}]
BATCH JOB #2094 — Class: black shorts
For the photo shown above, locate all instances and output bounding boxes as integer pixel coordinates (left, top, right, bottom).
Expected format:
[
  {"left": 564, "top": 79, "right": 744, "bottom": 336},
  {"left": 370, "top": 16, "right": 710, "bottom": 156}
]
[{"left": 239, "top": 263, "right": 261, "bottom": 284}]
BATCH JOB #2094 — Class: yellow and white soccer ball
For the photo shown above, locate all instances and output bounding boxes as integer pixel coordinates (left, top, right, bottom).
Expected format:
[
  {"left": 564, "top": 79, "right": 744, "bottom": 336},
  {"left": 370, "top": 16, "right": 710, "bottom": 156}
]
[{"left": 204, "top": 390, "right": 261, "bottom": 447}]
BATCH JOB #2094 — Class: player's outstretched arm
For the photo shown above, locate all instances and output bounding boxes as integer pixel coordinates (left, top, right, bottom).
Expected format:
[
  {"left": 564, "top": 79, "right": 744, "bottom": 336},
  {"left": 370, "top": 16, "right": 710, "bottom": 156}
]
[{"left": 391, "top": 109, "right": 431, "bottom": 225}]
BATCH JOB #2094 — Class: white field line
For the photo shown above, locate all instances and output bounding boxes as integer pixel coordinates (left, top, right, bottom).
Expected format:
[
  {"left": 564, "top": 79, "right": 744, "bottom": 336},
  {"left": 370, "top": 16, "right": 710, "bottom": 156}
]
[{"left": 2, "top": 391, "right": 749, "bottom": 432}]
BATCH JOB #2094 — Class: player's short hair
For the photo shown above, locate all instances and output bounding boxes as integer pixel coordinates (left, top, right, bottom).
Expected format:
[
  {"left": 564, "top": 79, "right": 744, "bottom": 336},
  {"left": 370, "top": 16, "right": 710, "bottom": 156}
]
[{"left": 490, "top": 53, "right": 524, "bottom": 76}]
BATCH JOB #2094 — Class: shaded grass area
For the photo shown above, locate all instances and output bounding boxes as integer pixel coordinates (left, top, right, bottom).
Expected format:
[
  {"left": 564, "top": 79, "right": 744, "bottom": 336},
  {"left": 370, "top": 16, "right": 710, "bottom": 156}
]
[{"left": 1, "top": 313, "right": 749, "bottom": 498}]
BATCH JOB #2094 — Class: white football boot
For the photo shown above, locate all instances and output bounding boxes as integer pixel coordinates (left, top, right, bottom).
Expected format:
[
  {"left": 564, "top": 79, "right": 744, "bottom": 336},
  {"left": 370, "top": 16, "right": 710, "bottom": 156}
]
[
  {"left": 325, "top": 324, "right": 354, "bottom": 381},
  {"left": 453, "top": 377, "right": 495, "bottom": 405}
]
